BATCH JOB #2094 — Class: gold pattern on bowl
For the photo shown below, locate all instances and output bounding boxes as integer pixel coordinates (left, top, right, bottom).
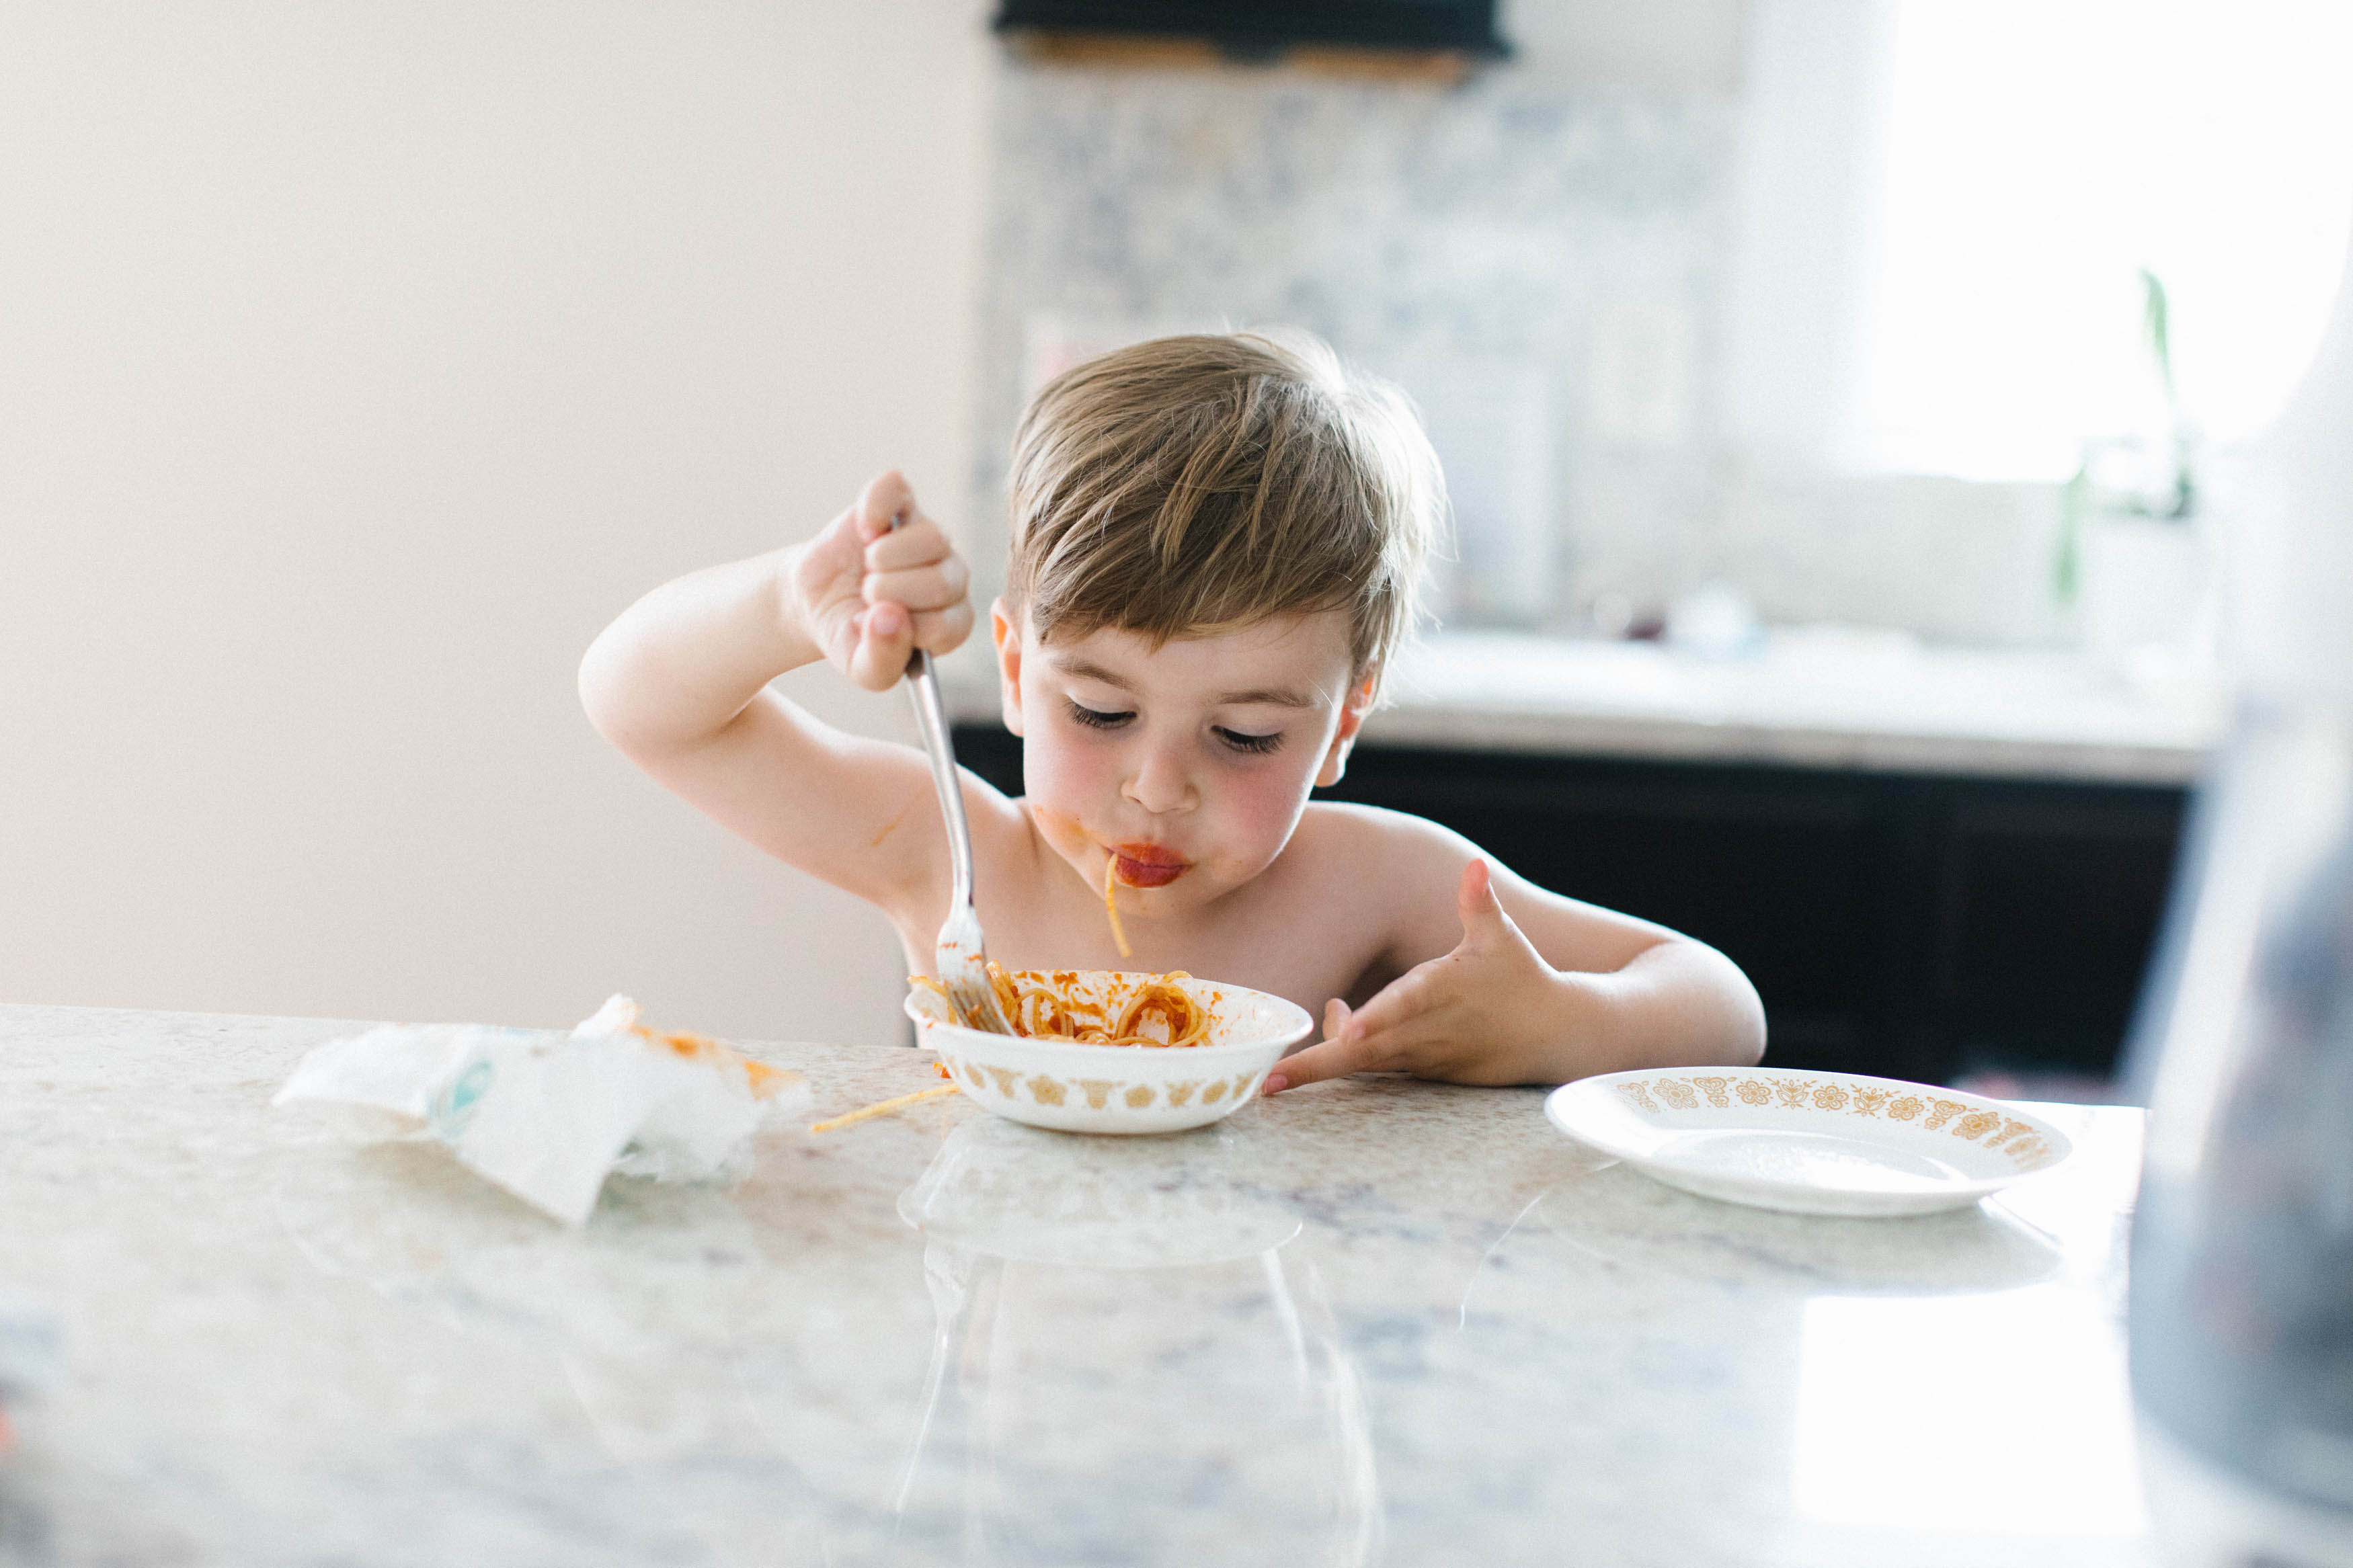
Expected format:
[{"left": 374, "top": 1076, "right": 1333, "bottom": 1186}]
[{"left": 939, "top": 1058, "right": 1271, "bottom": 1118}]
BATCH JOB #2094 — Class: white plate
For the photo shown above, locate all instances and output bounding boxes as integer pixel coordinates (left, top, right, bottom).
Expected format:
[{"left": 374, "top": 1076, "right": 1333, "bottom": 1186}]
[{"left": 1544, "top": 1067, "right": 2073, "bottom": 1216}]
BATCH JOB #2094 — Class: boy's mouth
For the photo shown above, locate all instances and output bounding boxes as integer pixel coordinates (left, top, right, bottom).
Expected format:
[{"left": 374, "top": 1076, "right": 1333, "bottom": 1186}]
[{"left": 1109, "top": 842, "right": 1191, "bottom": 889}]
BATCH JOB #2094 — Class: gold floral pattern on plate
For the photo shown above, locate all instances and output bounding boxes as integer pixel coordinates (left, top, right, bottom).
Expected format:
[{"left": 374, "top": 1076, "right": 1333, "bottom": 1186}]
[{"left": 1609, "top": 1073, "right": 2057, "bottom": 1164}]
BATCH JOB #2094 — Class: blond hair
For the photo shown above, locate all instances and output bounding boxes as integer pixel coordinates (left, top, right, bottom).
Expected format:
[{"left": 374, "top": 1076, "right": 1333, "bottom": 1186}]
[{"left": 1004, "top": 331, "right": 1443, "bottom": 686}]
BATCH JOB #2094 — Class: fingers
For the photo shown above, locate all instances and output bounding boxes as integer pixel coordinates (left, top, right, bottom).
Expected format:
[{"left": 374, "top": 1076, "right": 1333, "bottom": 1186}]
[
  {"left": 1458, "top": 857, "right": 1505, "bottom": 932},
  {"left": 1262, "top": 1032, "right": 1378, "bottom": 1094},
  {"left": 861, "top": 478, "right": 969, "bottom": 634},
  {"left": 853, "top": 470, "right": 917, "bottom": 543},
  {"left": 827, "top": 472, "right": 975, "bottom": 681},
  {"left": 862, "top": 511, "right": 953, "bottom": 572},
  {"left": 1261, "top": 999, "right": 1353, "bottom": 1094},
  {"left": 910, "top": 599, "right": 974, "bottom": 655},
  {"left": 1263, "top": 870, "right": 1554, "bottom": 1095},
  {"left": 1263, "top": 965, "right": 1491, "bottom": 1091},
  {"left": 1333, "top": 965, "right": 1447, "bottom": 1061},
  {"left": 1456, "top": 858, "right": 1543, "bottom": 972},
  {"left": 846, "top": 600, "right": 912, "bottom": 690},
  {"left": 863, "top": 550, "right": 968, "bottom": 614},
  {"left": 856, "top": 570, "right": 973, "bottom": 663},
  {"left": 848, "top": 600, "right": 976, "bottom": 684},
  {"left": 1458, "top": 856, "right": 1490, "bottom": 913}
]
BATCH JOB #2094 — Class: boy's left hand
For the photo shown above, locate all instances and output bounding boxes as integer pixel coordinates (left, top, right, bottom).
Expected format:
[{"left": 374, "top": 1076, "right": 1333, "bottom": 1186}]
[{"left": 1264, "top": 860, "right": 1577, "bottom": 1092}]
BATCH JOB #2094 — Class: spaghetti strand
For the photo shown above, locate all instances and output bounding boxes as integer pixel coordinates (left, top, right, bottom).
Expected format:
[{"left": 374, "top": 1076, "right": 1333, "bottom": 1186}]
[
  {"left": 810, "top": 1083, "right": 960, "bottom": 1133},
  {"left": 1103, "top": 856, "right": 1133, "bottom": 958}
]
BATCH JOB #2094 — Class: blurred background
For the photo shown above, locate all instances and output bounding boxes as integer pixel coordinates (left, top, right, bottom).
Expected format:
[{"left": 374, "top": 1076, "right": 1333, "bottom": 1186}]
[{"left": 4, "top": 1, "right": 2348, "bottom": 1089}]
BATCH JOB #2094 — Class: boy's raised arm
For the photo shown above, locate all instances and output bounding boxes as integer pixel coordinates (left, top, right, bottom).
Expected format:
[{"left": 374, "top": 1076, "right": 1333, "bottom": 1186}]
[{"left": 577, "top": 471, "right": 975, "bottom": 911}]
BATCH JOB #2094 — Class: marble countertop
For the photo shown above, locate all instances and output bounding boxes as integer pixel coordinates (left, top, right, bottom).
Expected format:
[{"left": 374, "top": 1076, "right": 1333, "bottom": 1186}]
[
  {"left": 943, "top": 630, "right": 2224, "bottom": 784},
  {"left": 0, "top": 1004, "right": 2152, "bottom": 1567}
]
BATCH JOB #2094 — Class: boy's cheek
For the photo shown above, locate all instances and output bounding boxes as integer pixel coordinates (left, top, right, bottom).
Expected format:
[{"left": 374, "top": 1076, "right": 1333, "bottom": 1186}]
[
  {"left": 1020, "top": 741, "right": 1109, "bottom": 837},
  {"left": 1027, "top": 801, "right": 1094, "bottom": 862},
  {"left": 1222, "top": 771, "right": 1317, "bottom": 862}
]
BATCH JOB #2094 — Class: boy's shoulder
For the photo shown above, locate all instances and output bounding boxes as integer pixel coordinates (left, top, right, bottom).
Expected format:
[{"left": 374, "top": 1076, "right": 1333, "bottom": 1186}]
[
  {"left": 1289, "top": 798, "right": 1476, "bottom": 874},
  {"left": 1277, "top": 801, "right": 1480, "bottom": 959}
]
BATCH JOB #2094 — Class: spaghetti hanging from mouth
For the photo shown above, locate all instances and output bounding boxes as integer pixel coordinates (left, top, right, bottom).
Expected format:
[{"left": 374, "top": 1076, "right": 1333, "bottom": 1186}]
[
  {"left": 912, "top": 964, "right": 1213, "bottom": 1048},
  {"left": 1103, "top": 854, "right": 1133, "bottom": 958}
]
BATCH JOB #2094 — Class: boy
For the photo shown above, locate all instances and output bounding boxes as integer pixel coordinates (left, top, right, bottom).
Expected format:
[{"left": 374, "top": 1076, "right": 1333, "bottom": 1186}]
[{"left": 580, "top": 333, "right": 1763, "bottom": 1089}]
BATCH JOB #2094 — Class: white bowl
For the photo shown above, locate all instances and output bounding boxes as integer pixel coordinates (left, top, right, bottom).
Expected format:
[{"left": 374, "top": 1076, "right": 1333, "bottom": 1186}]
[
  {"left": 904, "top": 971, "right": 1314, "bottom": 1135},
  {"left": 1544, "top": 1066, "right": 2075, "bottom": 1216}
]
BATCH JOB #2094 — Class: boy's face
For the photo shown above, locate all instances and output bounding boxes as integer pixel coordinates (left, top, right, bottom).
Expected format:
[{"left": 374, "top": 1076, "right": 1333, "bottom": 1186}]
[{"left": 992, "top": 601, "right": 1373, "bottom": 920}]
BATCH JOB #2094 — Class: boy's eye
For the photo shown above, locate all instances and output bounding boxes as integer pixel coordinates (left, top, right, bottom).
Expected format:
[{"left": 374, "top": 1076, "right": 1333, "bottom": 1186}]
[
  {"left": 1065, "top": 700, "right": 1134, "bottom": 731},
  {"left": 1213, "top": 727, "right": 1284, "bottom": 755}
]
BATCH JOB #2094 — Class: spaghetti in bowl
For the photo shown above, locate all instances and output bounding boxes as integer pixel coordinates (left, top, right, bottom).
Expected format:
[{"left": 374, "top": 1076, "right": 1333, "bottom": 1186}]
[{"left": 903, "top": 968, "right": 1314, "bottom": 1134}]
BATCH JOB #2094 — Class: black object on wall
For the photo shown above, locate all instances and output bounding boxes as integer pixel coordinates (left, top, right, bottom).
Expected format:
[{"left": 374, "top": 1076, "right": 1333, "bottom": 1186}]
[
  {"left": 949, "top": 722, "right": 2188, "bottom": 1087},
  {"left": 992, "top": 1, "right": 1509, "bottom": 58}
]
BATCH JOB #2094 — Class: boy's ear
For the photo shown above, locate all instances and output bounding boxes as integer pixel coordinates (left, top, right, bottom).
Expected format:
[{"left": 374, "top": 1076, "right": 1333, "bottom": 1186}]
[
  {"left": 1314, "top": 669, "right": 1379, "bottom": 789},
  {"left": 991, "top": 598, "right": 1025, "bottom": 736}
]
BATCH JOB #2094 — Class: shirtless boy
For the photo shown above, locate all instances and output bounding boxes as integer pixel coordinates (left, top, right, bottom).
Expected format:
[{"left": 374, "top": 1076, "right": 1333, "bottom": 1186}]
[{"left": 580, "top": 332, "right": 1763, "bottom": 1090}]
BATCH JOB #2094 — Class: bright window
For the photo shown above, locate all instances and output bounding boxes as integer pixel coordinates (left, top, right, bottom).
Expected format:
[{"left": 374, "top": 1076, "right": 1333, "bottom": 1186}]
[{"left": 1840, "top": 1, "right": 2353, "bottom": 481}]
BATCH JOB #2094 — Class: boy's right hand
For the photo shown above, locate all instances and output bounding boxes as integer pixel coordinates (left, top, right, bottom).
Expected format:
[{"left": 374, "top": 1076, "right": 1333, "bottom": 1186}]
[{"left": 790, "top": 470, "right": 974, "bottom": 691}]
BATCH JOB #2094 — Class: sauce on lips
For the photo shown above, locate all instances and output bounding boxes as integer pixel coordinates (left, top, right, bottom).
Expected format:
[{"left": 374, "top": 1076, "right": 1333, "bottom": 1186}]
[{"left": 1112, "top": 842, "right": 1189, "bottom": 889}]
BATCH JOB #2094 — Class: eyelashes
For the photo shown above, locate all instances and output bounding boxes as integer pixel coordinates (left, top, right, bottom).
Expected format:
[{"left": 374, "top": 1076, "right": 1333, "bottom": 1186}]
[
  {"left": 1065, "top": 700, "right": 1133, "bottom": 731},
  {"left": 1062, "top": 701, "right": 1285, "bottom": 756}
]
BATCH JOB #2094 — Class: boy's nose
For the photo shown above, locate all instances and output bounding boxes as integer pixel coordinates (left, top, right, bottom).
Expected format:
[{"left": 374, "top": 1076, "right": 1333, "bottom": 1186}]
[{"left": 1121, "top": 743, "right": 1197, "bottom": 815}]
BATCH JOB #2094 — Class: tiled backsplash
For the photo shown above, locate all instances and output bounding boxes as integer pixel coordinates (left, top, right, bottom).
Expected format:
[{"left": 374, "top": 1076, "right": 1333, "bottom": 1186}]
[{"left": 971, "top": 56, "right": 2072, "bottom": 649}]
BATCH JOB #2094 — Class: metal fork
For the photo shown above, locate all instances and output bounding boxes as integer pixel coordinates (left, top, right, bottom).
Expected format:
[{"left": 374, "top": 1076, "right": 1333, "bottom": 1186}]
[{"left": 890, "top": 520, "right": 1016, "bottom": 1035}]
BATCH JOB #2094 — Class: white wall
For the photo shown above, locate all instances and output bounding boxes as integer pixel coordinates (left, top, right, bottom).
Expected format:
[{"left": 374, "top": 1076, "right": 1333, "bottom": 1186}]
[
  {"left": 1504, "top": 0, "right": 1747, "bottom": 93},
  {"left": 0, "top": 1, "right": 994, "bottom": 1042}
]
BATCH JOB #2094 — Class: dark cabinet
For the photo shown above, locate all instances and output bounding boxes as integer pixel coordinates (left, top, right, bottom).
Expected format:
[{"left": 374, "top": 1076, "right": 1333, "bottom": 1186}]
[
  {"left": 949, "top": 724, "right": 2190, "bottom": 1087},
  {"left": 992, "top": 1, "right": 1509, "bottom": 56}
]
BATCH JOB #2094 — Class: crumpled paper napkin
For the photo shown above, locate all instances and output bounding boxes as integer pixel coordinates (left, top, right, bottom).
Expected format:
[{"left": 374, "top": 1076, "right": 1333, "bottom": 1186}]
[{"left": 272, "top": 996, "right": 809, "bottom": 1225}]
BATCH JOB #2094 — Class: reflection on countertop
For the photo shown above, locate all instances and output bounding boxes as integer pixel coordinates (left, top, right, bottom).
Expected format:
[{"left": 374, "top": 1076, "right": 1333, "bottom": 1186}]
[{"left": 1, "top": 1004, "right": 2151, "bottom": 1567}]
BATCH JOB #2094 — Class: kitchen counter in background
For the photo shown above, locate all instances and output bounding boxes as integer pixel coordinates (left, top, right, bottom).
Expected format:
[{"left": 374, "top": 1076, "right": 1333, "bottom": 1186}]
[
  {"left": 0, "top": 1004, "right": 2150, "bottom": 1567},
  {"left": 1371, "top": 631, "right": 2224, "bottom": 784}
]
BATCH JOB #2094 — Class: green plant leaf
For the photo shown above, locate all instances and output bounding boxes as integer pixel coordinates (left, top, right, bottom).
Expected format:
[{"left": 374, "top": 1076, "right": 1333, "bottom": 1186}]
[{"left": 2141, "top": 266, "right": 2176, "bottom": 401}]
